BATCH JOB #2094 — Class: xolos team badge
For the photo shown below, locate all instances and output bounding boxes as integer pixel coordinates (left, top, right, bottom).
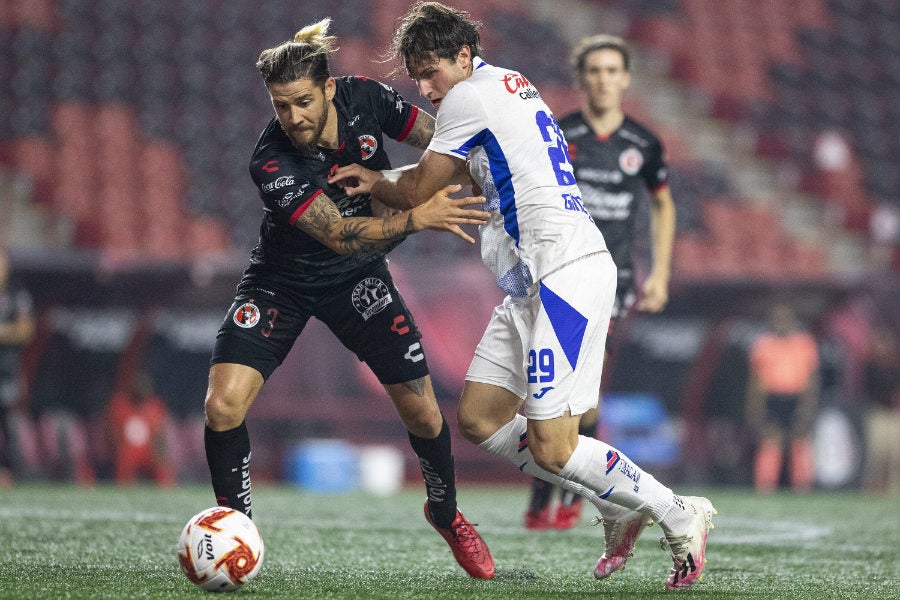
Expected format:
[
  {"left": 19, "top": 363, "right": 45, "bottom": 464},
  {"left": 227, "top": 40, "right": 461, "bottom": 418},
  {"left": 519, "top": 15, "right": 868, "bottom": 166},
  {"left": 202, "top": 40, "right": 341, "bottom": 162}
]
[{"left": 233, "top": 302, "right": 261, "bottom": 328}]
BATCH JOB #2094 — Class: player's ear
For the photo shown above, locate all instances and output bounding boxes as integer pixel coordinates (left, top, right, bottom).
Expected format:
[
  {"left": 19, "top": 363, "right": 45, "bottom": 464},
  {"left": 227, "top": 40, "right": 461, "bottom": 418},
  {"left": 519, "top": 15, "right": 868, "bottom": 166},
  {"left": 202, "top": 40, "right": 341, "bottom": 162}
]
[
  {"left": 456, "top": 45, "right": 472, "bottom": 67},
  {"left": 324, "top": 77, "right": 337, "bottom": 101}
]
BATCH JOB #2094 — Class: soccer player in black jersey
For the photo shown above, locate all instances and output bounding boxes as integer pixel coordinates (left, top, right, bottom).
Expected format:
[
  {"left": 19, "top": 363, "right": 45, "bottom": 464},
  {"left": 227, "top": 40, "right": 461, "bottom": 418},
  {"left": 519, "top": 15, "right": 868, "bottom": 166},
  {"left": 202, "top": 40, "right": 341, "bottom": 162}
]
[
  {"left": 523, "top": 34, "right": 676, "bottom": 535},
  {"left": 202, "top": 19, "right": 494, "bottom": 579},
  {"left": 0, "top": 248, "right": 34, "bottom": 489}
]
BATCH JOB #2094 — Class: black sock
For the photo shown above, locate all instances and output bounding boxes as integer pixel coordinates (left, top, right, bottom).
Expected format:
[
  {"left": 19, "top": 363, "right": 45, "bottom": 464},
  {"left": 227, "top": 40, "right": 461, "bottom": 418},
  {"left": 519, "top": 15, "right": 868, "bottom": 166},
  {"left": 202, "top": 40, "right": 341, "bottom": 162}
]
[
  {"left": 408, "top": 417, "right": 457, "bottom": 528},
  {"left": 0, "top": 407, "right": 12, "bottom": 472},
  {"left": 528, "top": 477, "right": 556, "bottom": 513},
  {"left": 205, "top": 422, "right": 253, "bottom": 518}
]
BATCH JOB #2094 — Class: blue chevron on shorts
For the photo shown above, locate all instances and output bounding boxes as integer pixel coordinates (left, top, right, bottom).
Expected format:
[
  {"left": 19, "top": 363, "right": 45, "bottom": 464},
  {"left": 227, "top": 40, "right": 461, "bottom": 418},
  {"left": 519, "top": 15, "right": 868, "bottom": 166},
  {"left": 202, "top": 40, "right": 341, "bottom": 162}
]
[{"left": 539, "top": 282, "right": 588, "bottom": 370}]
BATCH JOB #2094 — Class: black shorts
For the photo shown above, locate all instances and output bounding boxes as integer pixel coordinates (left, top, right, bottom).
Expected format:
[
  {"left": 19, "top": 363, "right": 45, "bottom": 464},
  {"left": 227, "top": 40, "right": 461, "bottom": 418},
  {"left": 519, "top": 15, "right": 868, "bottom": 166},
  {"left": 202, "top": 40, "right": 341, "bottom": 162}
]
[
  {"left": 212, "top": 260, "right": 429, "bottom": 384},
  {"left": 607, "top": 272, "right": 635, "bottom": 353},
  {"left": 765, "top": 393, "right": 801, "bottom": 430}
]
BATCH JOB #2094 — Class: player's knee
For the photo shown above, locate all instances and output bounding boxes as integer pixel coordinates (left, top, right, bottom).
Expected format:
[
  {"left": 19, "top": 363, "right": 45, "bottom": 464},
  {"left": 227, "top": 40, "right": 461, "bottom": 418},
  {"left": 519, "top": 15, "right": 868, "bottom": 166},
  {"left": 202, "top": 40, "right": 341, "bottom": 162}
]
[
  {"left": 399, "top": 406, "right": 443, "bottom": 439},
  {"left": 204, "top": 391, "right": 247, "bottom": 431},
  {"left": 456, "top": 405, "right": 493, "bottom": 445},
  {"left": 529, "top": 440, "right": 570, "bottom": 475},
  {"left": 456, "top": 417, "right": 482, "bottom": 445}
]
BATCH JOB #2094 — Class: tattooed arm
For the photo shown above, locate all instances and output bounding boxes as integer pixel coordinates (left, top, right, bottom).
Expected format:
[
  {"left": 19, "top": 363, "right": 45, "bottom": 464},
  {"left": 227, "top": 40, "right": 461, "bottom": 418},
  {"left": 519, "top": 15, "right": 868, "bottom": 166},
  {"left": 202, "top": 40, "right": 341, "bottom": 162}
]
[
  {"left": 329, "top": 111, "right": 477, "bottom": 206},
  {"left": 295, "top": 185, "right": 488, "bottom": 254},
  {"left": 402, "top": 110, "right": 435, "bottom": 150},
  {"left": 329, "top": 151, "right": 473, "bottom": 208}
]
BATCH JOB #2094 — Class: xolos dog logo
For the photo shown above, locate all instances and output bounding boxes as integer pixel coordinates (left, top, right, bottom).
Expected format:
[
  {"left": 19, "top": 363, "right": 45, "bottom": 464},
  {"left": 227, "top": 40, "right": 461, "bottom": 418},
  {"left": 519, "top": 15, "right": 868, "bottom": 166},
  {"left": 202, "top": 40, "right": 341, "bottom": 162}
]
[
  {"left": 233, "top": 302, "right": 260, "bottom": 328},
  {"left": 359, "top": 135, "right": 377, "bottom": 160},
  {"left": 619, "top": 147, "right": 643, "bottom": 175}
]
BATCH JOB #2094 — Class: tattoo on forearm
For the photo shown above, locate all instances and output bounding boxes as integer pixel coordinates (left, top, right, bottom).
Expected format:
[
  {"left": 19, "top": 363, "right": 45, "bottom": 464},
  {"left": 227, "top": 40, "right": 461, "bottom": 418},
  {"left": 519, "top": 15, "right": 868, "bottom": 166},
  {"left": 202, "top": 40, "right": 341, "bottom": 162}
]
[
  {"left": 335, "top": 213, "right": 414, "bottom": 253},
  {"left": 299, "top": 198, "right": 342, "bottom": 233},
  {"left": 389, "top": 213, "right": 415, "bottom": 238},
  {"left": 297, "top": 195, "right": 415, "bottom": 254},
  {"left": 401, "top": 377, "right": 427, "bottom": 396},
  {"left": 405, "top": 116, "right": 435, "bottom": 150}
]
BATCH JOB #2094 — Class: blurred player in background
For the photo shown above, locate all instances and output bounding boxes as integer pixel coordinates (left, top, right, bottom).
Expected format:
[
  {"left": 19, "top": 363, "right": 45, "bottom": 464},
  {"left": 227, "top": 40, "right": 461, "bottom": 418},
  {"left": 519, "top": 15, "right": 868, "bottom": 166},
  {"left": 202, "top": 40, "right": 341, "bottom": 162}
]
[
  {"left": 106, "top": 370, "right": 175, "bottom": 487},
  {"left": 860, "top": 329, "right": 900, "bottom": 495},
  {"left": 524, "top": 34, "right": 677, "bottom": 530},
  {"left": 202, "top": 18, "right": 494, "bottom": 578},
  {"left": 746, "top": 301, "right": 820, "bottom": 493},
  {"left": 0, "top": 248, "right": 35, "bottom": 488},
  {"left": 330, "top": 2, "right": 711, "bottom": 589}
]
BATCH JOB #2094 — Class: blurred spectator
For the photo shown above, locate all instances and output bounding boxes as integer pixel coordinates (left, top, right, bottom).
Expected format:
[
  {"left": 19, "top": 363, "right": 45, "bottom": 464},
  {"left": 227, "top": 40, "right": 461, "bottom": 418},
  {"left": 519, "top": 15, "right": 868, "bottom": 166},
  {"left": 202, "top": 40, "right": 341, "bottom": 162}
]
[
  {"left": 869, "top": 202, "right": 900, "bottom": 271},
  {"left": 813, "top": 130, "right": 852, "bottom": 173},
  {"left": 860, "top": 330, "right": 900, "bottom": 495},
  {"left": 0, "top": 249, "right": 35, "bottom": 488},
  {"left": 37, "top": 410, "right": 96, "bottom": 485},
  {"left": 106, "top": 370, "right": 175, "bottom": 487},
  {"left": 746, "top": 301, "right": 820, "bottom": 493},
  {"left": 808, "top": 130, "right": 872, "bottom": 232}
]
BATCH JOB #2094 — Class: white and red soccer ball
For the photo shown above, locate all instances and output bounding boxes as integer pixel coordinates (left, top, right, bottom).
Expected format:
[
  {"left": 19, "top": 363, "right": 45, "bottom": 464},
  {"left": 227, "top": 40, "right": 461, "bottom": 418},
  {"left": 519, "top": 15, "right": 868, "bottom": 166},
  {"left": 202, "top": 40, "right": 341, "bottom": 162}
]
[{"left": 177, "top": 507, "right": 265, "bottom": 592}]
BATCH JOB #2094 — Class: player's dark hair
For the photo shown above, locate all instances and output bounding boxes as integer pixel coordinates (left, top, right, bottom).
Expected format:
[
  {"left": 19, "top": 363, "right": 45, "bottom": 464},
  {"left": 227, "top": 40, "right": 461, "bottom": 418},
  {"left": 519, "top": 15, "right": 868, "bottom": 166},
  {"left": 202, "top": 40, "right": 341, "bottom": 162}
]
[
  {"left": 257, "top": 18, "right": 338, "bottom": 85},
  {"left": 388, "top": 1, "right": 483, "bottom": 76},
  {"left": 571, "top": 34, "right": 631, "bottom": 73}
]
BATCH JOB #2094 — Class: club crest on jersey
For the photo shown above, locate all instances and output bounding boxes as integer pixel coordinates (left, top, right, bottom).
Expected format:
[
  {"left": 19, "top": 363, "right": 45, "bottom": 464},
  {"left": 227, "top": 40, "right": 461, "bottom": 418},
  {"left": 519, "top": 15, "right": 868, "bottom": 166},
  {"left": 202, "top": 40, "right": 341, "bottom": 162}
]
[
  {"left": 359, "top": 135, "right": 377, "bottom": 160},
  {"left": 351, "top": 277, "right": 392, "bottom": 320},
  {"left": 233, "top": 302, "right": 260, "bottom": 328},
  {"left": 619, "top": 147, "right": 643, "bottom": 175}
]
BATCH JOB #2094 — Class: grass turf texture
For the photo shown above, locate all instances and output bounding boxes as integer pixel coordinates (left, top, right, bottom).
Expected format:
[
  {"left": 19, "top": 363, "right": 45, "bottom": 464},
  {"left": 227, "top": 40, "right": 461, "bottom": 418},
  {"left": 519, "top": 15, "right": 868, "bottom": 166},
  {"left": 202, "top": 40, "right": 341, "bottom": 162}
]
[{"left": 1, "top": 484, "right": 898, "bottom": 599}]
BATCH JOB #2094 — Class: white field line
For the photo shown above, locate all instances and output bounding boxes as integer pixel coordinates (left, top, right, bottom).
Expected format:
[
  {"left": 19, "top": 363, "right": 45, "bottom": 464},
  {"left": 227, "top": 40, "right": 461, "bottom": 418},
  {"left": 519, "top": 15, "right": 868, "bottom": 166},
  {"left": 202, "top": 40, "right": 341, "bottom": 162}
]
[
  {"left": 0, "top": 507, "right": 835, "bottom": 547},
  {"left": 0, "top": 506, "right": 185, "bottom": 524}
]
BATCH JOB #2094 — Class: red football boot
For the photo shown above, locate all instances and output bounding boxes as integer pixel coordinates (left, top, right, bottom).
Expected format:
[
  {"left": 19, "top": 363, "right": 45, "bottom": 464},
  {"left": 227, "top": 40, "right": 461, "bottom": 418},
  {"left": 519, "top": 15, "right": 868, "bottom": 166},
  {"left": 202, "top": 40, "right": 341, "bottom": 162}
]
[{"left": 424, "top": 502, "right": 495, "bottom": 579}]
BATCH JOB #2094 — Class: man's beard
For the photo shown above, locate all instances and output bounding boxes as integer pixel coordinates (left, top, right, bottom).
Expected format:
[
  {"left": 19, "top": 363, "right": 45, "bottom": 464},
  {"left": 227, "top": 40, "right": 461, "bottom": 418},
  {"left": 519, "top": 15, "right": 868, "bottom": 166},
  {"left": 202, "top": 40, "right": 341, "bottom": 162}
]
[{"left": 286, "top": 109, "right": 328, "bottom": 156}]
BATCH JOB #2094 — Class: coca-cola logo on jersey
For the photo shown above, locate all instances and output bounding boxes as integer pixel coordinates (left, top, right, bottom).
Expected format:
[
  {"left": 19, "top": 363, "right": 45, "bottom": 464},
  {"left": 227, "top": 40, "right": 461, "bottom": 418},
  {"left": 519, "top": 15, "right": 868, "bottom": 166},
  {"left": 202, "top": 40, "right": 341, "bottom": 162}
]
[{"left": 262, "top": 175, "right": 295, "bottom": 193}]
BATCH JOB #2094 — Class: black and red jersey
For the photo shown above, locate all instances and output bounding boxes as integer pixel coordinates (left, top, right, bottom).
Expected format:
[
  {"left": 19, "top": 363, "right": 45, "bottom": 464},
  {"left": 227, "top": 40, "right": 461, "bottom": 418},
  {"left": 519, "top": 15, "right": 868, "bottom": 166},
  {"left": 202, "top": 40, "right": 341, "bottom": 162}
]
[
  {"left": 247, "top": 76, "right": 420, "bottom": 282},
  {"left": 559, "top": 113, "right": 668, "bottom": 275},
  {"left": 0, "top": 280, "right": 32, "bottom": 404}
]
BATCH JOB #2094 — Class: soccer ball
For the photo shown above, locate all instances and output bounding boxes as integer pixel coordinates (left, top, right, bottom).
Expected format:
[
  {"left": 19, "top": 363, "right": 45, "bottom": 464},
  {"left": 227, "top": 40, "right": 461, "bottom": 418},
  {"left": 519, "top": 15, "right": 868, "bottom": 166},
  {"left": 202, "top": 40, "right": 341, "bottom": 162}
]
[{"left": 177, "top": 507, "right": 265, "bottom": 592}]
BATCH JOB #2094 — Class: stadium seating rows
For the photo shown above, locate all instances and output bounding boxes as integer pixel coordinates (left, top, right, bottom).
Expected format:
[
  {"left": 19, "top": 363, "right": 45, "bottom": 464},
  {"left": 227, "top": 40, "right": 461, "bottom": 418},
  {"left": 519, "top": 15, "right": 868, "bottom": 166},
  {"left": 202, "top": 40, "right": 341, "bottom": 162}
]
[
  {"left": 1, "top": 1, "right": 896, "bottom": 269},
  {"left": 630, "top": 0, "right": 899, "bottom": 246}
]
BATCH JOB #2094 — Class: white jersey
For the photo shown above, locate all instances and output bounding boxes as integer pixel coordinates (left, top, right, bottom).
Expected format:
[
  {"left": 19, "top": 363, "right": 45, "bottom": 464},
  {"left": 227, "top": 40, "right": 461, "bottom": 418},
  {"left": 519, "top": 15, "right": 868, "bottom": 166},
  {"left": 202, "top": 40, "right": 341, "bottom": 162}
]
[{"left": 428, "top": 57, "right": 608, "bottom": 296}]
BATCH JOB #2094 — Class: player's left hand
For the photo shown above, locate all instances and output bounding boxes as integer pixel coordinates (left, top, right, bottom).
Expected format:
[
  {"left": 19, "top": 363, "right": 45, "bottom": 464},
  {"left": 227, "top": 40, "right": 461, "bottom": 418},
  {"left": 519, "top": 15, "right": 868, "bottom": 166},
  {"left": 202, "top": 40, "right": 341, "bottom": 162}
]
[
  {"left": 329, "top": 164, "right": 381, "bottom": 195},
  {"left": 411, "top": 184, "right": 488, "bottom": 243},
  {"left": 637, "top": 274, "right": 669, "bottom": 312}
]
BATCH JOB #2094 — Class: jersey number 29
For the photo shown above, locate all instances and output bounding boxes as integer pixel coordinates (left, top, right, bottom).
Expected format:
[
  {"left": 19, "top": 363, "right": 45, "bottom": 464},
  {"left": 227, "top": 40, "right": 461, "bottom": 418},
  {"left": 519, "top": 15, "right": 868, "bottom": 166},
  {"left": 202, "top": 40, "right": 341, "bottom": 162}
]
[{"left": 535, "top": 110, "right": 576, "bottom": 187}]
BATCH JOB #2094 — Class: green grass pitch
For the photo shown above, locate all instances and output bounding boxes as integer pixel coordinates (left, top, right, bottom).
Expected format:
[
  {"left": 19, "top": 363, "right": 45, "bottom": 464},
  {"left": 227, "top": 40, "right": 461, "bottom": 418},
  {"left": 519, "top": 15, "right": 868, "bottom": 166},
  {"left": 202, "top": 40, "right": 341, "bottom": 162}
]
[{"left": 2, "top": 483, "right": 898, "bottom": 599}]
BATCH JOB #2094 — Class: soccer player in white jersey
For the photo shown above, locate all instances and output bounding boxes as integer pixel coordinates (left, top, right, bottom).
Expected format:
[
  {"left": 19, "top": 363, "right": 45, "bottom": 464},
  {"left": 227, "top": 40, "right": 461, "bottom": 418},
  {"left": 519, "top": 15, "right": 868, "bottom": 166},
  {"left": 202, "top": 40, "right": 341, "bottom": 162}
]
[{"left": 330, "top": 2, "right": 714, "bottom": 589}]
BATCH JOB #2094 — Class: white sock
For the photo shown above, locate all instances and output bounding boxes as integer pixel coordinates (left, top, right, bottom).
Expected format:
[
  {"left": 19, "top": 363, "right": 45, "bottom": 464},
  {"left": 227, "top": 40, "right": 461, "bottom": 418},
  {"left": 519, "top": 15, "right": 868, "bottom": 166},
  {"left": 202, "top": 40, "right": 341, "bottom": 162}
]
[
  {"left": 656, "top": 494, "right": 695, "bottom": 534},
  {"left": 479, "top": 415, "right": 621, "bottom": 517},
  {"left": 558, "top": 435, "right": 676, "bottom": 523}
]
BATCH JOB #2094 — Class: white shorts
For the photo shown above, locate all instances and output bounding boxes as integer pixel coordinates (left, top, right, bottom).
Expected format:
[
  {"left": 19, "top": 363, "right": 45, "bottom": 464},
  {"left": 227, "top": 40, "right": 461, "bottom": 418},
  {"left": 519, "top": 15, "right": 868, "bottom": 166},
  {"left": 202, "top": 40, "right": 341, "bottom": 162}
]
[{"left": 466, "top": 252, "right": 616, "bottom": 420}]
